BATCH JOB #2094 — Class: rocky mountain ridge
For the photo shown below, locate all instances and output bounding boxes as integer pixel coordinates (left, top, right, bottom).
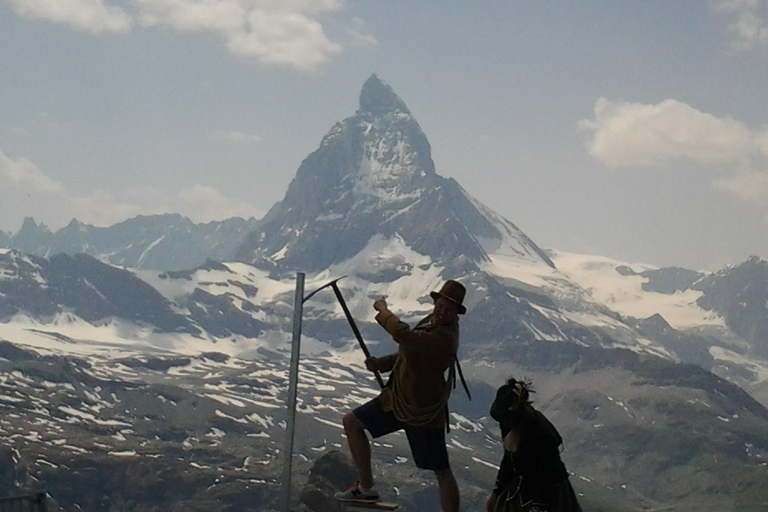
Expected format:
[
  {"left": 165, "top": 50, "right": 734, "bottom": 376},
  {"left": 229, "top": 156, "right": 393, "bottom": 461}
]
[{"left": 0, "top": 215, "right": 259, "bottom": 272}]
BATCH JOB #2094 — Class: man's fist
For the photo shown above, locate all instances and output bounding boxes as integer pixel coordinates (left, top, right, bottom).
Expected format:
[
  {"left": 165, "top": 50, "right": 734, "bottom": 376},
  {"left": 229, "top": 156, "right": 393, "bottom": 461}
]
[
  {"left": 365, "top": 357, "right": 380, "bottom": 371},
  {"left": 373, "top": 297, "right": 388, "bottom": 312}
]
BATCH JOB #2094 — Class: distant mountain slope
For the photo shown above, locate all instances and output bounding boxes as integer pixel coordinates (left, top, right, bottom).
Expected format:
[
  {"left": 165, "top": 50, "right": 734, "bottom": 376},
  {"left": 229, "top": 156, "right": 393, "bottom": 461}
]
[
  {"left": 0, "top": 215, "right": 259, "bottom": 271},
  {"left": 555, "top": 252, "right": 768, "bottom": 352},
  {"left": 0, "top": 249, "right": 271, "bottom": 343},
  {"left": 552, "top": 250, "right": 768, "bottom": 407},
  {"left": 696, "top": 256, "right": 768, "bottom": 356},
  {"left": 0, "top": 250, "right": 192, "bottom": 331}
]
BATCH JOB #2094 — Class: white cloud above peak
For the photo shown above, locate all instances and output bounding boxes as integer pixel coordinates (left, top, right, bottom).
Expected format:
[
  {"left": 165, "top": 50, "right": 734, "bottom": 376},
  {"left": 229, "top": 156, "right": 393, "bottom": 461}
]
[
  {"left": 2, "top": 0, "right": 348, "bottom": 71},
  {"left": 347, "top": 17, "right": 378, "bottom": 48},
  {"left": 3, "top": 0, "right": 132, "bottom": 33},
  {"left": 135, "top": 0, "right": 342, "bottom": 71}
]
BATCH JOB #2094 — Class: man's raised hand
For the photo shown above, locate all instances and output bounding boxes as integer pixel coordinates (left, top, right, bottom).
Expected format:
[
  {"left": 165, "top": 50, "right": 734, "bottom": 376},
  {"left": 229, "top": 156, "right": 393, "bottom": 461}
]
[{"left": 373, "top": 297, "right": 388, "bottom": 312}]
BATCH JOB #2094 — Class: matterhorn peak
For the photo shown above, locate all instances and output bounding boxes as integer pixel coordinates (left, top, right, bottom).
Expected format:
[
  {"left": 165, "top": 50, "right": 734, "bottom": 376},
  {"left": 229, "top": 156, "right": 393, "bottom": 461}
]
[
  {"left": 236, "top": 75, "right": 554, "bottom": 274},
  {"left": 359, "top": 73, "right": 411, "bottom": 118}
]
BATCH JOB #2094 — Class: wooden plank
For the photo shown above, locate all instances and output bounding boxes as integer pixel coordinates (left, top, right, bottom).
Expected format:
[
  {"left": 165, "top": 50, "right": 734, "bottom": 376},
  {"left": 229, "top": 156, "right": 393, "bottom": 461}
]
[{"left": 344, "top": 501, "right": 399, "bottom": 510}]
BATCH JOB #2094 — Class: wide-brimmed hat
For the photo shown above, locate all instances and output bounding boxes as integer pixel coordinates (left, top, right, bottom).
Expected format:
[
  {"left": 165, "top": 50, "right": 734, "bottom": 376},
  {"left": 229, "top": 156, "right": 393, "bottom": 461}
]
[{"left": 430, "top": 280, "right": 467, "bottom": 315}]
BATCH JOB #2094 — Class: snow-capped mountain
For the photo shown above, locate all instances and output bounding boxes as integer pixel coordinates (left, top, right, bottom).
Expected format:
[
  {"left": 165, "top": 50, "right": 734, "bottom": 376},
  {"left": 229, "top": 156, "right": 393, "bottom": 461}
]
[
  {"left": 235, "top": 74, "right": 553, "bottom": 274},
  {"left": 227, "top": 74, "right": 677, "bottom": 363},
  {"left": 552, "top": 251, "right": 768, "bottom": 406},
  {"left": 1, "top": 74, "right": 768, "bottom": 511}
]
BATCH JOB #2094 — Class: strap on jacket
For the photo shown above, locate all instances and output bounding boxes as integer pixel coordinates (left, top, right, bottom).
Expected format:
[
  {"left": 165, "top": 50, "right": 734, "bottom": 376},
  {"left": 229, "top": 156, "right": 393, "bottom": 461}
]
[{"left": 445, "top": 355, "right": 472, "bottom": 433}]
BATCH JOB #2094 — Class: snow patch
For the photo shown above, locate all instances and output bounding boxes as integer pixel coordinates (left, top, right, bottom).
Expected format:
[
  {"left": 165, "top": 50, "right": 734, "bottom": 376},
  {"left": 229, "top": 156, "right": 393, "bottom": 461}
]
[{"left": 551, "top": 251, "right": 725, "bottom": 330}]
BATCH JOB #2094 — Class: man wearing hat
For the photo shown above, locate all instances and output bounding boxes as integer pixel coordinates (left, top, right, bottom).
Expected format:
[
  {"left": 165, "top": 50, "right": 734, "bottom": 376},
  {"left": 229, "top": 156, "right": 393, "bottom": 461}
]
[{"left": 335, "top": 280, "right": 467, "bottom": 512}]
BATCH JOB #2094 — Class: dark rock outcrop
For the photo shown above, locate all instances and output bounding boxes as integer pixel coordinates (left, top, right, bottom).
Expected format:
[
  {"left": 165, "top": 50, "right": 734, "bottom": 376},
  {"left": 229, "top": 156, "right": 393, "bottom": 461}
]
[{"left": 292, "top": 451, "right": 357, "bottom": 512}]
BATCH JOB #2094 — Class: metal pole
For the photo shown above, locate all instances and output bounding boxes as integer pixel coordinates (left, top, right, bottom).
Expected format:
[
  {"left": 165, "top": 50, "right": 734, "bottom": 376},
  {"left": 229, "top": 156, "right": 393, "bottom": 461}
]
[{"left": 281, "top": 272, "right": 305, "bottom": 512}]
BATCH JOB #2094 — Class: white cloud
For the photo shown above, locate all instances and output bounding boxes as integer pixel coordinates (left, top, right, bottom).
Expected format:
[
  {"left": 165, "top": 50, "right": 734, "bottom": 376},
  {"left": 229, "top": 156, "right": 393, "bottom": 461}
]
[
  {"left": 581, "top": 97, "right": 768, "bottom": 219},
  {"left": 713, "top": 164, "right": 768, "bottom": 205},
  {"left": 580, "top": 97, "right": 754, "bottom": 167},
  {"left": 0, "top": 151, "right": 145, "bottom": 227},
  {"left": 212, "top": 130, "right": 262, "bottom": 143},
  {"left": 3, "top": 0, "right": 132, "bottom": 33},
  {"left": 347, "top": 17, "right": 377, "bottom": 48},
  {"left": 136, "top": 0, "right": 244, "bottom": 32},
  {"left": 71, "top": 184, "right": 262, "bottom": 225},
  {"left": 3, "top": 0, "right": 357, "bottom": 71},
  {"left": 69, "top": 184, "right": 262, "bottom": 226},
  {"left": 68, "top": 190, "right": 145, "bottom": 226},
  {"left": 135, "top": 0, "right": 342, "bottom": 71},
  {"left": 711, "top": 0, "right": 768, "bottom": 50},
  {"left": 756, "top": 126, "right": 768, "bottom": 157},
  {"left": 0, "top": 150, "right": 66, "bottom": 194},
  {"left": 173, "top": 184, "right": 262, "bottom": 222},
  {"left": 0, "top": 148, "right": 261, "bottom": 230}
]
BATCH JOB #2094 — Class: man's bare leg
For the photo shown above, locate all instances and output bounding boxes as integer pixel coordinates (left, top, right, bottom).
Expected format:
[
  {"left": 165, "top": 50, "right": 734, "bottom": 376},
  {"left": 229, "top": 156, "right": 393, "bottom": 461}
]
[
  {"left": 435, "top": 468, "right": 460, "bottom": 512},
  {"left": 342, "top": 412, "right": 374, "bottom": 488}
]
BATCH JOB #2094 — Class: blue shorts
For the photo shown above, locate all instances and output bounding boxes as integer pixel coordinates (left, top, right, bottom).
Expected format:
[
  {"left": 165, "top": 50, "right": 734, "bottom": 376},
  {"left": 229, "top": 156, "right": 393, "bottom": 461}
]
[{"left": 353, "top": 398, "right": 450, "bottom": 471}]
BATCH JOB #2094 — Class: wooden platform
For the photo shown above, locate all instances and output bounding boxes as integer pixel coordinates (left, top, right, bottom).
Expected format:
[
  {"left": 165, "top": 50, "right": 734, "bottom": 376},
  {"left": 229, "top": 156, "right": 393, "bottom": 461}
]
[{"left": 343, "top": 501, "right": 399, "bottom": 510}]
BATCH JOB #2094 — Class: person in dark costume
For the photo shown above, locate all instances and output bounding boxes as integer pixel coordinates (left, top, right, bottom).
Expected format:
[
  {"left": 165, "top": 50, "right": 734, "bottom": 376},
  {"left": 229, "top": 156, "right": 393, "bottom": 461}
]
[{"left": 486, "top": 378, "right": 582, "bottom": 512}]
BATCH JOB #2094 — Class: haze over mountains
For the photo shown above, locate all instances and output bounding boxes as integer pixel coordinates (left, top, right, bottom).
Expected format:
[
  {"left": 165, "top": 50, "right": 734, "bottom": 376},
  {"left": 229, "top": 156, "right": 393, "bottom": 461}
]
[{"left": 1, "top": 75, "right": 767, "bottom": 511}]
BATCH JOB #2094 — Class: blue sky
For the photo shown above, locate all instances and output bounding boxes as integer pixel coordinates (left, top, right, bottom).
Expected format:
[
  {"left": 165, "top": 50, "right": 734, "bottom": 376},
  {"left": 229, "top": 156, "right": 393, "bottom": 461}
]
[{"left": 1, "top": 1, "right": 767, "bottom": 271}]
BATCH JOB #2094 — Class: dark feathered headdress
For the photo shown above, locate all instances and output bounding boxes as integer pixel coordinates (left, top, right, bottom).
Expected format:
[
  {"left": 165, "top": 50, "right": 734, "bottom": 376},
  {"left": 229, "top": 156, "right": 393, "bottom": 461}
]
[{"left": 489, "top": 377, "right": 534, "bottom": 424}]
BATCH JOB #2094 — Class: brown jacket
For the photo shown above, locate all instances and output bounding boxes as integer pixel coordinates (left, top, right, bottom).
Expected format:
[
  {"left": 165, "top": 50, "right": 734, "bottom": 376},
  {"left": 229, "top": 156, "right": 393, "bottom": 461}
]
[{"left": 374, "top": 310, "right": 459, "bottom": 429}]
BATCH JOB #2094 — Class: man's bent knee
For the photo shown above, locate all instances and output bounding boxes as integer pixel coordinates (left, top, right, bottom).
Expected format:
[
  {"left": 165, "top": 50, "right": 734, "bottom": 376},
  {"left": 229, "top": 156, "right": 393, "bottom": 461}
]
[
  {"left": 435, "top": 468, "right": 456, "bottom": 483},
  {"left": 342, "top": 412, "right": 365, "bottom": 433}
]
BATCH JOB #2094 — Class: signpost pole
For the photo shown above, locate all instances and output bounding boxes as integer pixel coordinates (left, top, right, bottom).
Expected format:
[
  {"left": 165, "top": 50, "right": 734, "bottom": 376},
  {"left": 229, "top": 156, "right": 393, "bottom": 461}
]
[{"left": 281, "top": 272, "right": 305, "bottom": 512}]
